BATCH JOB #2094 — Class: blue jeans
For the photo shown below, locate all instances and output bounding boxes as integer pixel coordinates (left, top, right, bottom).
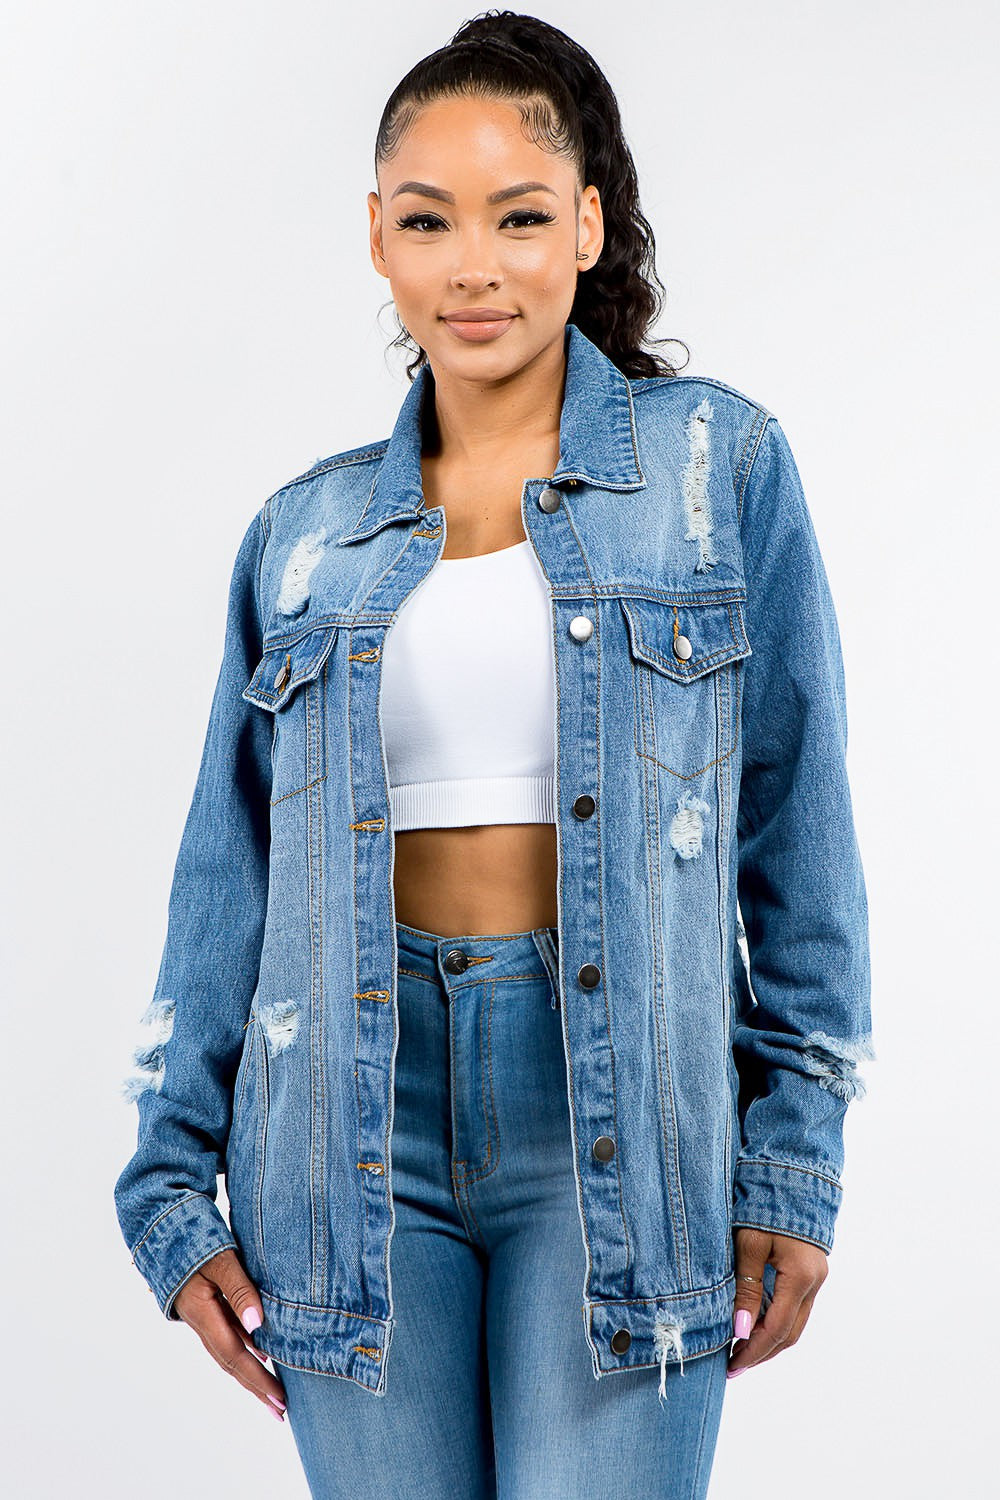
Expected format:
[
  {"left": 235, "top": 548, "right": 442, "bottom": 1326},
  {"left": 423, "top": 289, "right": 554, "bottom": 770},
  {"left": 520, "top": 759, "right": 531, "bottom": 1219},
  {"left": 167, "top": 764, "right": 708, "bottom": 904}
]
[{"left": 278, "top": 922, "right": 729, "bottom": 1498}]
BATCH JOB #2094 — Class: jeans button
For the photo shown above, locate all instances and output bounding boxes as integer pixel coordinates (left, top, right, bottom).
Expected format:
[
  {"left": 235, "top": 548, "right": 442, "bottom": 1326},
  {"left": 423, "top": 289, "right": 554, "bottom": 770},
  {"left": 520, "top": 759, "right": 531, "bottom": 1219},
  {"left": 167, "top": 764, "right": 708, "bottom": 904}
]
[
  {"left": 443, "top": 948, "right": 469, "bottom": 974},
  {"left": 572, "top": 794, "right": 596, "bottom": 819},
  {"left": 610, "top": 1327, "right": 631, "bottom": 1354},
  {"left": 578, "top": 963, "right": 601, "bottom": 989},
  {"left": 673, "top": 633, "right": 693, "bottom": 661},
  {"left": 568, "top": 615, "right": 593, "bottom": 642},
  {"left": 538, "top": 485, "right": 562, "bottom": 513},
  {"left": 592, "top": 1135, "right": 615, "bottom": 1162}
]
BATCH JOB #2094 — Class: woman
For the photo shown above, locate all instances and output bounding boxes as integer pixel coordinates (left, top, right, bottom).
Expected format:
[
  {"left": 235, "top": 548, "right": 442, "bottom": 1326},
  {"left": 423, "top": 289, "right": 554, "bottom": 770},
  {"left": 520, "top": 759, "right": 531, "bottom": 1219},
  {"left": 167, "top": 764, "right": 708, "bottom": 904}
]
[{"left": 114, "top": 11, "right": 874, "bottom": 1497}]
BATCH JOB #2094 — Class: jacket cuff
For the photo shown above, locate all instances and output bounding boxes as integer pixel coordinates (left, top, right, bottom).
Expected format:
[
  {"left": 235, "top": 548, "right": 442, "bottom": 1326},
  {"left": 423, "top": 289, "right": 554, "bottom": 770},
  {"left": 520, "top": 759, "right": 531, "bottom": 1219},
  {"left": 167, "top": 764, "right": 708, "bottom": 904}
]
[
  {"left": 129, "top": 1191, "right": 237, "bottom": 1320},
  {"left": 731, "top": 1156, "right": 842, "bottom": 1253}
]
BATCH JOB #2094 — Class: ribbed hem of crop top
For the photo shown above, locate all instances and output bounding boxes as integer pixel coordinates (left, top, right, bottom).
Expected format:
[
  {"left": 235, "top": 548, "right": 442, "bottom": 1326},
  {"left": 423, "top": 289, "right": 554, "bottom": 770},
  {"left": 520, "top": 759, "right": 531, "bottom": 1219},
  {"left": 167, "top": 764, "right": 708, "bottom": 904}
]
[{"left": 391, "top": 775, "right": 556, "bottom": 831}]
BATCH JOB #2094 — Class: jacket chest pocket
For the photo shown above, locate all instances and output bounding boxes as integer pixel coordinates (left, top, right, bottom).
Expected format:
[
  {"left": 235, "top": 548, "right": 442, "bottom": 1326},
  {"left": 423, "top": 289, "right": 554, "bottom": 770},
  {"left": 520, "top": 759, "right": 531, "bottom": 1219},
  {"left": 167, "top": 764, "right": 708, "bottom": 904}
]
[
  {"left": 620, "top": 595, "right": 751, "bottom": 780},
  {"left": 243, "top": 625, "right": 339, "bottom": 804}
]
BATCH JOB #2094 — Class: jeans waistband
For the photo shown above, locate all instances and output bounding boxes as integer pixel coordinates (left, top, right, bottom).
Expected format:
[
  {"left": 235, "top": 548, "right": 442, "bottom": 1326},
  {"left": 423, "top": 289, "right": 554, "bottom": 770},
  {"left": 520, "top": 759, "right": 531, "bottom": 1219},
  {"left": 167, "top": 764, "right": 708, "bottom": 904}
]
[{"left": 394, "top": 920, "right": 560, "bottom": 995}]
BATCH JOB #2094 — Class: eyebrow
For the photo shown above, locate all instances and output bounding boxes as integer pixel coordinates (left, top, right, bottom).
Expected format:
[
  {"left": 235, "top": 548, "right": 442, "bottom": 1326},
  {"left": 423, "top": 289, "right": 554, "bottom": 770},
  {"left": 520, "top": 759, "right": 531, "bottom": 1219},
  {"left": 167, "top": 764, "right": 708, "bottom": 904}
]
[{"left": 389, "top": 180, "right": 557, "bottom": 205}]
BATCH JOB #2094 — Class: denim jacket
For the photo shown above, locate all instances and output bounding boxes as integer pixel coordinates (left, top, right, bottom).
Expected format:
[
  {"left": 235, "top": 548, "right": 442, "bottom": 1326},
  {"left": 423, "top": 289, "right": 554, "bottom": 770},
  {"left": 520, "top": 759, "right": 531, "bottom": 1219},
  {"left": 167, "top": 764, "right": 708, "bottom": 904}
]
[{"left": 114, "top": 321, "right": 874, "bottom": 1395}]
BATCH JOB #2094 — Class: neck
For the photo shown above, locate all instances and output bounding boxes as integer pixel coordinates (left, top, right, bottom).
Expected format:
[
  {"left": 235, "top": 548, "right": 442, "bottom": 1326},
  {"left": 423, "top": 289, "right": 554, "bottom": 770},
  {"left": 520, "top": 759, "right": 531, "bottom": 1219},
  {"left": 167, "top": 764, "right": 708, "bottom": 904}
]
[{"left": 422, "top": 336, "right": 567, "bottom": 468}]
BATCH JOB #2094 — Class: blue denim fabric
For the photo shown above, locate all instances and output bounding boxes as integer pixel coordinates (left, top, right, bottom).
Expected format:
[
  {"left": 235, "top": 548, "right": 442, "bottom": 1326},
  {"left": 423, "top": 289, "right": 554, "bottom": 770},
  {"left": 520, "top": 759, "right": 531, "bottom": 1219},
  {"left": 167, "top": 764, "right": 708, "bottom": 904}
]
[
  {"left": 114, "top": 320, "right": 874, "bottom": 1398},
  {"left": 278, "top": 922, "right": 729, "bottom": 1498}
]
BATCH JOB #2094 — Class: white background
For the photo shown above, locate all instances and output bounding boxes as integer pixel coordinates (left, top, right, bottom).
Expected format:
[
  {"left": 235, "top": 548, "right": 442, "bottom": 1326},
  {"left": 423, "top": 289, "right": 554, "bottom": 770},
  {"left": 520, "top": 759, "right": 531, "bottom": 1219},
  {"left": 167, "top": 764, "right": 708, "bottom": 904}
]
[{"left": 2, "top": 1, "right": 995, "bottom": 1494}]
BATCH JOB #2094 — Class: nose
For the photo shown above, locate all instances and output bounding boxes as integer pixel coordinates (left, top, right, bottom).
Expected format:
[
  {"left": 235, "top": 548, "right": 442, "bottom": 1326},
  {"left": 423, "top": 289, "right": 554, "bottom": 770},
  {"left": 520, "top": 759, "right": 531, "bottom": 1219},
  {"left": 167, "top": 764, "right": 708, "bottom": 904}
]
[
  {"left": 448, "top": 229, "right": 504, "bottom": 291},
  {"left": 451, "top": 265, "right": 502, "bottom": 290}
]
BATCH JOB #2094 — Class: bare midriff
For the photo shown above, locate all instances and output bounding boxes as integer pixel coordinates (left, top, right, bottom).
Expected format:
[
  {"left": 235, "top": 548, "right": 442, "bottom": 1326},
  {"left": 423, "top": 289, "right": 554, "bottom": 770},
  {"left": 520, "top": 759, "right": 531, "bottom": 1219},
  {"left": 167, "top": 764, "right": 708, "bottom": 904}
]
[{"left": 393, "top": 822, "right": 559, "bottom": 936}]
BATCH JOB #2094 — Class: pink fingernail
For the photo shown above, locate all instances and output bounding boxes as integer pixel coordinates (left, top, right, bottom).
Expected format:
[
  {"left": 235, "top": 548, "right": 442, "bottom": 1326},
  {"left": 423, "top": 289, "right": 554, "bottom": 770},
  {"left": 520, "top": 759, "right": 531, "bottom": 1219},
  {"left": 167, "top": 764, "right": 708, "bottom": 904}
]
[
  {"left": 242, "top": 1307, "right": 262, "bottom": 1332},
  {"left": 726, "top": 1366, "right": 747, "bottom": 1379},
  {"left": 733, "top": 1308, "right": 753, "bottom": 1340},
  {"left": 267, "top": 1394, "right": 286, "bottom": 1412},
  {"left": 267, "top": 1404, "right": 284, "bottom": 1422}
]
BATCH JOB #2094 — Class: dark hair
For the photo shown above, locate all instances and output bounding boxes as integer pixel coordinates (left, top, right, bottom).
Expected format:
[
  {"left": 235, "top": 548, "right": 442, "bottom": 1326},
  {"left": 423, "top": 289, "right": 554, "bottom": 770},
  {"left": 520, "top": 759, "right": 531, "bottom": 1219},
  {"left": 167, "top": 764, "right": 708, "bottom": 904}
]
[{"left": 374, "top": 10, "right": 688, "bottom": 380}]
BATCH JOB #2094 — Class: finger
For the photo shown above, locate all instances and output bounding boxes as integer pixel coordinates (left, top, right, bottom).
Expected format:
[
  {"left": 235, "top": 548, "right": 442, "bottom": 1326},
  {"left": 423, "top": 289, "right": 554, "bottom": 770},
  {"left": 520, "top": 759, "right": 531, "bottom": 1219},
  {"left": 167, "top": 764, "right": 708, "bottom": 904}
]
[
  {"left": 750, "top": 1286, "right": 819, "bottom": 1368},
  {"left": 191, "top": 1286, "right": 289, "bottom": 1416},
  {"left": 201, "top": 1252, "right": 276, "bottom": 1374},
  {"left": 729, "top": 1265, "right": 810, "bottom": 1372},
  {"left": 730, "top": 1228, "right": 770, "bottom": 1346},
  {"left": 176, "top": 1272, "right": 288, "bottom": 1416},
  {"left": 199, "top": 1247, "right": 265, "bottom": 1335},
  {"left": 213, "top": 1289, "right": 273, "bottom": 1368}
]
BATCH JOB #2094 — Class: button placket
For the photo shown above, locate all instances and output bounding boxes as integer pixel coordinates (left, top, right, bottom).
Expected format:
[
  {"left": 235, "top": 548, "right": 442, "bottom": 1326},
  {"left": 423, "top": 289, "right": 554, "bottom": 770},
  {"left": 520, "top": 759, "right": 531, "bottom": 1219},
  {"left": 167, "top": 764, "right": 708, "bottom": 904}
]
[{"left": 537, "top": 478, "right": 618, "bottom": 1278}]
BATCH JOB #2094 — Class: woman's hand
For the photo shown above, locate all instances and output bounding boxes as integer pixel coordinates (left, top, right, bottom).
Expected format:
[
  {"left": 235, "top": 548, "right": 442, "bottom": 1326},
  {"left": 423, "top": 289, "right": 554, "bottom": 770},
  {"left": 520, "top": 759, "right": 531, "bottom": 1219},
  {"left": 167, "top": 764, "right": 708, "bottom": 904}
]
[
  {"left": 173, "top": 1248, "right": 289, "bottom": 1421},
  {"left": 727, "top": 1227, "right": 829, "bottom": 1377}
]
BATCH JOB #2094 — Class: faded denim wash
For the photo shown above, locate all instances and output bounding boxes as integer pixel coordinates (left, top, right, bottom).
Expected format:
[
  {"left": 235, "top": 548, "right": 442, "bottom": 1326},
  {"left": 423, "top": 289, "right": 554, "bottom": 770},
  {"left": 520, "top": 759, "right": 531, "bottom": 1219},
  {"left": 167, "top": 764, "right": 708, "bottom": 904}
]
[
  {"left": 279, "top": 921, "right": 729, "bottom": 1497},
  {"left": 114, "top": 320, "right": 874, "bottom": 1399}
]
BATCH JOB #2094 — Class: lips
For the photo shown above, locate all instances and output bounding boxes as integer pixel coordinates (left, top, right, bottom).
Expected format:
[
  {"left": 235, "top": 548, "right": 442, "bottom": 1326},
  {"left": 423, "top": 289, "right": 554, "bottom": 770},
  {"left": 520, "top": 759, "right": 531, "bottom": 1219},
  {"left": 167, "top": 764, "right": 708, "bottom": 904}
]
[
  {"left": 441, "top": 309, "right": 518, "bottom": 322},
  {"left": 440, "top": 309, "right": 518, "bottom": 344}
]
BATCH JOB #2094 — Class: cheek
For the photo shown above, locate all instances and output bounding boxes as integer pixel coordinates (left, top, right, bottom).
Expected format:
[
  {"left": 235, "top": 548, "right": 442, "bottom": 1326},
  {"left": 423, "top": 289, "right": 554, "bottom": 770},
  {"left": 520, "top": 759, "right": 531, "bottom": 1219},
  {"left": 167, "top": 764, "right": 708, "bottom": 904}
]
[
  {"left": 507, "top": 243, "right": 575, "bottom": 291},
  {"left": 387, "top": 253, "right": 440, "bottom": 290},
  {"left": 383, "top": 259, "right": 441, "bottom": 324}
]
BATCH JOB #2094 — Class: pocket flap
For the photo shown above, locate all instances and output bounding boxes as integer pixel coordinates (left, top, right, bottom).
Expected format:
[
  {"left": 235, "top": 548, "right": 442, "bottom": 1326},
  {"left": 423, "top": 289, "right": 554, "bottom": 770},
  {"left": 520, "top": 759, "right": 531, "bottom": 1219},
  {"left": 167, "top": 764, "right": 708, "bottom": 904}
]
[
  {"left": 242, "top": 625, "right": 339, "bottom": 711},
  {"left": 620, "top": 596, "right": 751, "bottom": 683}
]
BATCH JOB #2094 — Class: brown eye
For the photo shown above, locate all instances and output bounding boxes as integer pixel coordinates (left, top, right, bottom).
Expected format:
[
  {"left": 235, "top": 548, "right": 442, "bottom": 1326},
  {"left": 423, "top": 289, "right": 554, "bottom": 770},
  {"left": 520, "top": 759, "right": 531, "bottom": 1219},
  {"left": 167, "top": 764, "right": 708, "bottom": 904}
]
[
  {"left": 502, "top": 210, "right": 556, "bottom": 228},
  {"left": 394, "top": 213, "right": 445, "bottom": 231}
]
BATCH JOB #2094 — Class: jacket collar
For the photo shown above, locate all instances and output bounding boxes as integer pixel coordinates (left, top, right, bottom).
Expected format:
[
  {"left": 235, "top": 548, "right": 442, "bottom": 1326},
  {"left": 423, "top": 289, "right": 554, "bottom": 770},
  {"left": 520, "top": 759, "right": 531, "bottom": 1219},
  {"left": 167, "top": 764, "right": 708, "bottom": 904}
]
[{"left": 335, "top": 321, "right": 646, "bottom": 546}]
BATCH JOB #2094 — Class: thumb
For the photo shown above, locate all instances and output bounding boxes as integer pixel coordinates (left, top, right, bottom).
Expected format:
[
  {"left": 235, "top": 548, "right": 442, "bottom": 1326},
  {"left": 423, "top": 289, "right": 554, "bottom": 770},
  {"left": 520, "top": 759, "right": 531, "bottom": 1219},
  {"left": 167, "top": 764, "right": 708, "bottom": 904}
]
[
  {"left": 731, "top": 1226, "right": 770, "bottom": 1343},
  {"left": 201, "top": 1247, "right": 265, "bottom": 1333}
]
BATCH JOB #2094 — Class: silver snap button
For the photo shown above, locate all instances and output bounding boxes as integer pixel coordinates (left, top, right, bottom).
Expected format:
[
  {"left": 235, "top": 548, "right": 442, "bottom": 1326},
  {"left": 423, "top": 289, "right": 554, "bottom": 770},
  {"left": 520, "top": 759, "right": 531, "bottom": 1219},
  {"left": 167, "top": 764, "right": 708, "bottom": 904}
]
[
  {"left": 673, "top": 634, "right": 693, "bottom": 661},
  {"left": 538, "top": 486, "right": 562, "bottom": 513},
  {"left": 568, "top": 615, "right": 594, "bottom": 642}
]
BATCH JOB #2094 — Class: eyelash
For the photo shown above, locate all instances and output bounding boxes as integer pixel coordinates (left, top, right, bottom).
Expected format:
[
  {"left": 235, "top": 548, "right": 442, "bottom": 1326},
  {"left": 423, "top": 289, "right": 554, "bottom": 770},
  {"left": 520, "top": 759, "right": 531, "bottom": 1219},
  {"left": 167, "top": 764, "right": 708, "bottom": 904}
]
[{"left": 393, "top": 209, "right": 557, "bottom": 232}]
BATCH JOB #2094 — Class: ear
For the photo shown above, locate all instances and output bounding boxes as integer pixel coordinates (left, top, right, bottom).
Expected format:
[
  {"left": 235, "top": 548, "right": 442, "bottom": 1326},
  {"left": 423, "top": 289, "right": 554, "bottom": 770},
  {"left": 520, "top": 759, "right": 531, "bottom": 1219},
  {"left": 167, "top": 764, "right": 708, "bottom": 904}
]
[
  {"left": 578, "top": 183, "right": 604, "bottom": 270},
  {"left": 368, "top": 191, "right": 389, "bottom": 278}
]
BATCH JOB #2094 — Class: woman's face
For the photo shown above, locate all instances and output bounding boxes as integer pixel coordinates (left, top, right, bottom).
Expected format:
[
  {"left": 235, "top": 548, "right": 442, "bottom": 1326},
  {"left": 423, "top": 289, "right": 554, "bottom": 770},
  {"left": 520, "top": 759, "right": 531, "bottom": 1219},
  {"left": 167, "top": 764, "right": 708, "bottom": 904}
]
[{"left": 368, "top": 93, "right": 603, "bottom": 382}]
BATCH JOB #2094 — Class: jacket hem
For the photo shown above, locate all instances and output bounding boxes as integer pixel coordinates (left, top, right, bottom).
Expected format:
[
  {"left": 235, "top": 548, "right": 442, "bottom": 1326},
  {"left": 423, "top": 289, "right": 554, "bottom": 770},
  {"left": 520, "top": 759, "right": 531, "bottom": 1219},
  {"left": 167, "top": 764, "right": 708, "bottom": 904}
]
[
  {"left": 252, "top": 1289, "right": 396, "bottom": 1396},
  {"left": 249, "top": 1277, "right": 737, "bottom": 1394},
  {"left": 585, "top": 1275, "right": 736, "bottom": 1378}
]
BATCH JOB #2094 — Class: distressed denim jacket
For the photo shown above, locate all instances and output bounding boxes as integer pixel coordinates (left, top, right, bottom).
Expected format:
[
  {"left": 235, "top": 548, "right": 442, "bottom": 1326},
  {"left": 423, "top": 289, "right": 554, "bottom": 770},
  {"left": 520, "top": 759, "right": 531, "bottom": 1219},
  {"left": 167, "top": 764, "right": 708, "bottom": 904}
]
[{"left": 114, "top": 321, "right": 874, "bottom": 1396}]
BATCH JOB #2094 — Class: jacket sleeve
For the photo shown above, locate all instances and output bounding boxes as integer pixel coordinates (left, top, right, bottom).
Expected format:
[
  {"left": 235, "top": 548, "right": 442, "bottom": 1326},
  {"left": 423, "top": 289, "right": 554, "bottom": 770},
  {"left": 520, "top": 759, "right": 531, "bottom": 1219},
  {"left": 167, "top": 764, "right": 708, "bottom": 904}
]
[
  {"left": 731, "top": 414, "right": 874, "bottom": 1254},
  {"left": 113, "top": 504, "right": 272, "bottom": 1319}
]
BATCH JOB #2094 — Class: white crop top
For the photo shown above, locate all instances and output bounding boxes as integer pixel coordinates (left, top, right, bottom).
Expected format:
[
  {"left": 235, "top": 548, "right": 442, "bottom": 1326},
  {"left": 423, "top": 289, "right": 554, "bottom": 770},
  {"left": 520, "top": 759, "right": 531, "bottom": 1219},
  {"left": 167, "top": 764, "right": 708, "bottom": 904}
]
[{"left": 380, "top": 539, "right": 557, "bottom": 830}]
